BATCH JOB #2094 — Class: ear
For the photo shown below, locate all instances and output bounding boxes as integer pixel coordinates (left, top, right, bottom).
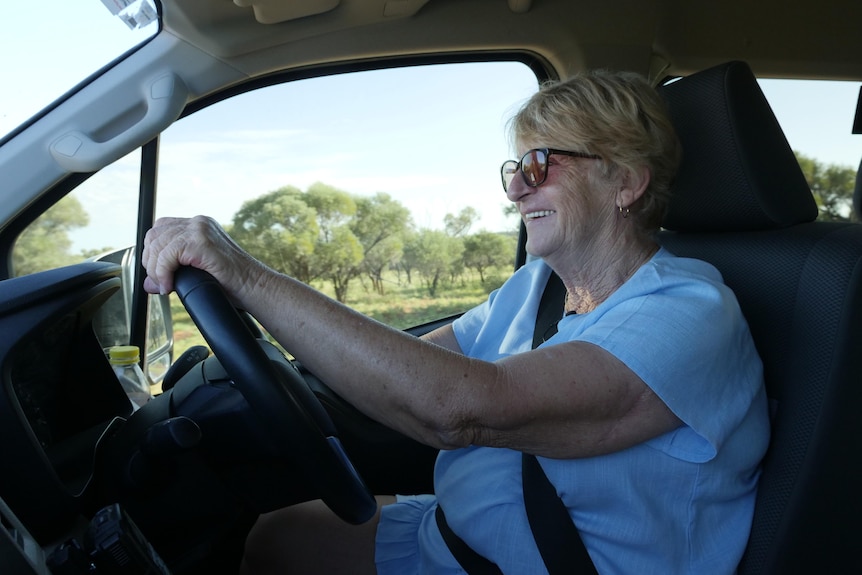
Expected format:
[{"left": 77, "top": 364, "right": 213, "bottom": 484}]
[{"left": 617, "top": 165, "right": 651, "bottom": 209}]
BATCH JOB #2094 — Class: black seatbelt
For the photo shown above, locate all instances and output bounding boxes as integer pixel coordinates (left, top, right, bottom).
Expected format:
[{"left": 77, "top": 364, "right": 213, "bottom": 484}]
[
  {"left": 522, "top": 452, "right": 597, "bottom": 574},
  {"left": 532, "top": 271, "right": 568, "bottom": 348},
  {"left": 437, "top": 271, "right": 599, "bottom": 574},
  {"left": 524, "top": 271, "right": 598, "bottom": 575},
  {"left": 435, "top": 506, "right": 503, "bottom": 575}
]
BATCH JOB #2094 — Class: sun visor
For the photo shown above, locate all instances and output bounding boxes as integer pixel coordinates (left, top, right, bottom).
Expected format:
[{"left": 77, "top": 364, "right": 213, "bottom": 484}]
[
  {"left": 233, "top": 0, "right": 341, "bottom": 23},
  {"left": 232, "top": 0, "right": 431, "bottom": 24}
]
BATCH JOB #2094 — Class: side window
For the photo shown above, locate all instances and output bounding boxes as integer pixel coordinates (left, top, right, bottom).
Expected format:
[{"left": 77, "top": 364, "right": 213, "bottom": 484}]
[
  {"left": 156, "top": 62, "right": 539, "bottom": 353},
  {"left": 11, "top": 152, "right": 142, "bottom": 277},
  {"left": 11, "top": 152, "right": 172, "bottom": 386},
  {"left": 759, "top": 78, "right": 862, "bottom": 222}
]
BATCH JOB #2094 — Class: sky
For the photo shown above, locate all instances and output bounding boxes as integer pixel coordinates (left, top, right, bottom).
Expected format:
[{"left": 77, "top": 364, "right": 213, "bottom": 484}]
[
  {"left": 0, "top": 2, "right": 156, "bottom": 138},
  {"left": 3, "top": 1, "right": 862, "bottom": 253}
]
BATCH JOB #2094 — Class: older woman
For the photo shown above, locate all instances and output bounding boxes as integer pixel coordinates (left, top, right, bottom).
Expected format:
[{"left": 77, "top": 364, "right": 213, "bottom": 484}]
[{"left": 142, "top": 70, "right": 769, "bottom": 574}]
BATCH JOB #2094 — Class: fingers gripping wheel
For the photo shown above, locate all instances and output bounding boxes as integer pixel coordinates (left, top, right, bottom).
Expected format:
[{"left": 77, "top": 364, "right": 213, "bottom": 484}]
[{"left": 173, "top": 266, "right": 377, "bottom": 524}]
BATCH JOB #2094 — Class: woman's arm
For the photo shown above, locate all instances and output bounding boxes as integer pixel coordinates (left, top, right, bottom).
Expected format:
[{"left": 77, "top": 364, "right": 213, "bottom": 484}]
[
  {"left": 143, "top": 216, "right": 681, "bottom": 458},
  {"left": 419, "top": 324, "right": 462, "bottom": 353}
]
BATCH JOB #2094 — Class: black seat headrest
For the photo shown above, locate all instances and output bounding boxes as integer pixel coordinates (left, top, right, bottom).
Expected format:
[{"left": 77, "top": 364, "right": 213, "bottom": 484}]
[
  {"left": 658, "top": 61, "right": 818, "bottom": 232},
  {"left": 854, "top": 158, "right": 862, "bottom": 220},
  {"left": 852, "top": 86, "right": 862, "bottom": 220}
]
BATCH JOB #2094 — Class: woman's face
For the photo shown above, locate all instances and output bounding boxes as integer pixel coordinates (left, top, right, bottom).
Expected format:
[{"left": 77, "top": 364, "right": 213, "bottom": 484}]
[{"left": 506, "top": 148, "right": 614, "bottom": 263}]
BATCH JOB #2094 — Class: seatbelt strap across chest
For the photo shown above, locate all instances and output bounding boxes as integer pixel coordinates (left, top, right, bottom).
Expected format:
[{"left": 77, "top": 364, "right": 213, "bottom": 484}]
[
  {"left": 436, "top": 271, "right": 598, "bottom": 574},
  {"left": 524, "top": 271, "right": 597, "bottom": 574}
]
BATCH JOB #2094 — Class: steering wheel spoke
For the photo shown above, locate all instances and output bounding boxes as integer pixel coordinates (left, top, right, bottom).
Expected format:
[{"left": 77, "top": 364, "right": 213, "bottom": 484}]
[{"left": 174, "top": 266, "right": 377, "bottom": 524}]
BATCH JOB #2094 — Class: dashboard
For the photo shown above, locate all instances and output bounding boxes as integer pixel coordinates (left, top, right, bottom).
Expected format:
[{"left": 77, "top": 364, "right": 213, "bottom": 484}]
[
  {"left": 0, "top": 262, "right": 131, "bottom": 542},
  {"left": 0, "top": 260, "right": 437, "bottom": 571}
]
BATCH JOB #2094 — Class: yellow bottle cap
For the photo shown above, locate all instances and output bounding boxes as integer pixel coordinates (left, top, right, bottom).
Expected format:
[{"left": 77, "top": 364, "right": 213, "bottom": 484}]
[{"left": 109, "top": 345, "right": 141, "bottom": 365}]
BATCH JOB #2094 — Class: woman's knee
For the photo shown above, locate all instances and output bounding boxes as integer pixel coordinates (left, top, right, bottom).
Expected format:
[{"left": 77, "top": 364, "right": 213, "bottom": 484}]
[{"left": 241, "top": 497, "right": 394, "bottom": 575}]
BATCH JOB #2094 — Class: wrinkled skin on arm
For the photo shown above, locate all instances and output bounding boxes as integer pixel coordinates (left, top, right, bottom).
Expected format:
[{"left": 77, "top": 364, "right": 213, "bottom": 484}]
[{"left": 143, "top": 216, "right": 681, "bottom": 459}]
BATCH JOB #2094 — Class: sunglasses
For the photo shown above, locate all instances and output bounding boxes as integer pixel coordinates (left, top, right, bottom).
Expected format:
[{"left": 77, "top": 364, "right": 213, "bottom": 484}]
[{"left": 500, "top": 148, "right": 601, "bottom": 192}]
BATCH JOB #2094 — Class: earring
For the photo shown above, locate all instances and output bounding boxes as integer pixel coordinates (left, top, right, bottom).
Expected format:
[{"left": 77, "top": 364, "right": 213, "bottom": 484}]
[{"left": 618, "top": 205, "right": 630, "bottom": 218}]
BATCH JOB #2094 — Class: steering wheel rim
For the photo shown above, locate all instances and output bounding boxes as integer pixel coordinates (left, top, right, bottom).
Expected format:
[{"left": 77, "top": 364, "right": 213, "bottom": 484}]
[{"left": 173, "top": 265, "right": 377, "bottom": 524}]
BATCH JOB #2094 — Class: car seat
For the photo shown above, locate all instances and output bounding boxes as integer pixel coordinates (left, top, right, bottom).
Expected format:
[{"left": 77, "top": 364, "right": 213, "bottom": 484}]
[{"left": 656, "top": 60, "right": 862, "bottom": 574}]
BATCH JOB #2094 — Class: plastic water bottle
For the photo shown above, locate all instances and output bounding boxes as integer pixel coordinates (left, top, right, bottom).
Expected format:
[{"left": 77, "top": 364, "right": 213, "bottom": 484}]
[{"left": 109, "top": 345, "right": 152, "bottom": 411}]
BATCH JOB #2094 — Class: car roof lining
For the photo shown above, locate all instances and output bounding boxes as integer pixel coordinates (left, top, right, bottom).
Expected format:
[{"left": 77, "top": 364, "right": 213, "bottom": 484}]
[{"left": 162, "top": 0, "right": 862, "bottom": 83}]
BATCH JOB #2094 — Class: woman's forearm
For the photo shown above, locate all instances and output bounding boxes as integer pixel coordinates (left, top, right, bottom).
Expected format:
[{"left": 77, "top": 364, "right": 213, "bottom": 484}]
[{"left": 239, "top": 268, "right": 492, "bottom": 449}]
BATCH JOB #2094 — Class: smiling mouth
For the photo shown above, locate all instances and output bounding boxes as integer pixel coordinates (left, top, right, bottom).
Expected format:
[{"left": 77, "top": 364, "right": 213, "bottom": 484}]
[{"left": 524, "top": 210, "right": 556, "bottom": 220}]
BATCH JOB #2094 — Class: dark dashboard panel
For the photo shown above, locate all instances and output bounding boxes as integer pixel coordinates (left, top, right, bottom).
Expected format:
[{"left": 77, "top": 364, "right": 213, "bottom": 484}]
[
  {"left": 0, "top": 262, "right": 131, "bottom": 542},
  {"left": 12, "top": 303, "right": 129, "bottom": 450}
]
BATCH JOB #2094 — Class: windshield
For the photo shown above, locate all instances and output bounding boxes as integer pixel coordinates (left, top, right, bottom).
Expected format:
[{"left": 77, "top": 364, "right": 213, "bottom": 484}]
[{"left": 0, "top": 0, "right": 159, "bottom": 140}]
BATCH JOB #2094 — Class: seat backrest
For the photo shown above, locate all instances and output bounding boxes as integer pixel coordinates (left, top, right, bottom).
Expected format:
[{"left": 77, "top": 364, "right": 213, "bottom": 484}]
[{"left": 656, "top": 61, "right": 862, "bottom": 574}]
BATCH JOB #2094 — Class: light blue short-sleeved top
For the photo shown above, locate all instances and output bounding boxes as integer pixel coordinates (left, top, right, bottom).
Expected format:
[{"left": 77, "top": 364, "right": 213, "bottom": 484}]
[{"left": 376, "top": 249, "right": 770, "bottom": 575}]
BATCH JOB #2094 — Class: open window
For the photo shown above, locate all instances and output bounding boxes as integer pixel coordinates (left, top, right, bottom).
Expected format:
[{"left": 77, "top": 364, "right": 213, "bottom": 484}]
[
  {"left": 154, "top": 61, "right": 540, "bottom": 353},
  {"left": 759, "top": 78, "right": 862, "bottom": 222},
  {"left": 10, "top": 59, "right": 542, "bottom": 369}
]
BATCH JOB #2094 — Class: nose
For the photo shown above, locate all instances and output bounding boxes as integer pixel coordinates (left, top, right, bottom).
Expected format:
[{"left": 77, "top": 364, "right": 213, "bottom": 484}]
[{"left": 505, "top": 170, "right": 533, "bottom": 203}]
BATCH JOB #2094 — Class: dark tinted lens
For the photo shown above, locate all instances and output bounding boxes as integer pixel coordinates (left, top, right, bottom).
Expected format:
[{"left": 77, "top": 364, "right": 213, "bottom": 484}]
[{"left": 521, "top": 149, "right": 547, "bottom": 187}]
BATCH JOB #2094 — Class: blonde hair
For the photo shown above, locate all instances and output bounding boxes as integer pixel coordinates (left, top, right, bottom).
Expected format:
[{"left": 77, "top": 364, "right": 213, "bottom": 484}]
[{"left": 508, "top": 70, "right": 681, "bottom": 233}]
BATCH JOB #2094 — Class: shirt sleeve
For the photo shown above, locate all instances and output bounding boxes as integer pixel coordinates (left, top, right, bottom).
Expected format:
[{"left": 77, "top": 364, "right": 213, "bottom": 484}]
[
  {"left": 453, "top": 259, "right": 551, "bottom": 358},
  {"left": 559, "top": 260, "right": 764, "bottom": 462}
]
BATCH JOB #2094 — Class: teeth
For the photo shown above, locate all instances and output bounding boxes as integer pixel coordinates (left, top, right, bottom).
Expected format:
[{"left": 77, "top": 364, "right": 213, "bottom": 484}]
[{"left": 525, "top": 210, "right": 555, "bottom": 220}]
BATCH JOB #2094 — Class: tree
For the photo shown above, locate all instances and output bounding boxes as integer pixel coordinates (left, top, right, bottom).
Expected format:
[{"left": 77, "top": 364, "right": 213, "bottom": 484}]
[
  {"left": 305, "top": 182, "right": 357, "bottom": 242},
  {"left": 230, "top": 183, "right": 367, "bottom": 302},
  {"left": 229, "top": 186, "right": 320, "bottom": 283},
  {"left": 503, "top": 203, "right": 520, "bottom": 220},
  {"left": 315, "top": 225, "right": 363, "bottom": 302},
  {"left": 298, "top": 183, "right": 364, "bottom": 301},
  {"left": 398, "top": 229, "right": 419, "bottom": 285},
  {"left": 352, "top": 193, "right": 412, "bottom": 294},
  {"left": 795, "top": 152, "right": 857, "bottom": 222},
  {"left": 463, "top": 231, "right": 515, "bottom": 283},
  {"left": 13, "top": 195, "right": 89, "bottom": 276},
  {"left": 404, "top": 229, "right": 464, "bottom": 296},
  {"left": 444, "top": 206, "right": 479, "bottom": 237},
  {"left": 80, "top": 247, "right": 119, "bottom": 259}
]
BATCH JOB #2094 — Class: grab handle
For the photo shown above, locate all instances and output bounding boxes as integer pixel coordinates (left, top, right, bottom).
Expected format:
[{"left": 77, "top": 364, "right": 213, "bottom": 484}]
[{"left": 50, "top": 73, "right": 188, "bottom": 172}]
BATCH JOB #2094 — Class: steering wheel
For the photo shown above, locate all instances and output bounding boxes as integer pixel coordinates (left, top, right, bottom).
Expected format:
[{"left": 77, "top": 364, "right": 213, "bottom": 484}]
[{"left": 173, "top": 265, "right": 377, "bottom": 524}]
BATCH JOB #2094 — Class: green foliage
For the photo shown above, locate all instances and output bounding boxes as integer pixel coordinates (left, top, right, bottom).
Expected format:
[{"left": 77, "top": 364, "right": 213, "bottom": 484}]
[
  {"left": 316, "top": 225, "right": 364, "bottom": 302},
  {"left": 352, "top": 193, "right": 412, "bottom": 295},
  {"left": 229, "top": 186, "right": 319, "bottom": 282},
  {"left": 81, "top": 247, "right": 119, "bottom": 259},
  {"left": 404, "top": 229, "right": 464, "bottom": 296},
  {"left": 463, "top": 231, "right": 517, "bottom": 283},
  {"left": 795, "top": 152, "right": 858, "bottom": 222},
  {"left": 444, "top": 206, "right": 479, "bottom": 237},
  {"left": 227, "top": 183, "right": 514, "bottom": 302},
  {"left": 230, "top": 183, "right": 370, "bottom": 302},
  {"left": 13, "top": 195, "right": 90, "bottom": 276},
  {"left": 305, "top": 182, "right": 357, "bottom": 235}
]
